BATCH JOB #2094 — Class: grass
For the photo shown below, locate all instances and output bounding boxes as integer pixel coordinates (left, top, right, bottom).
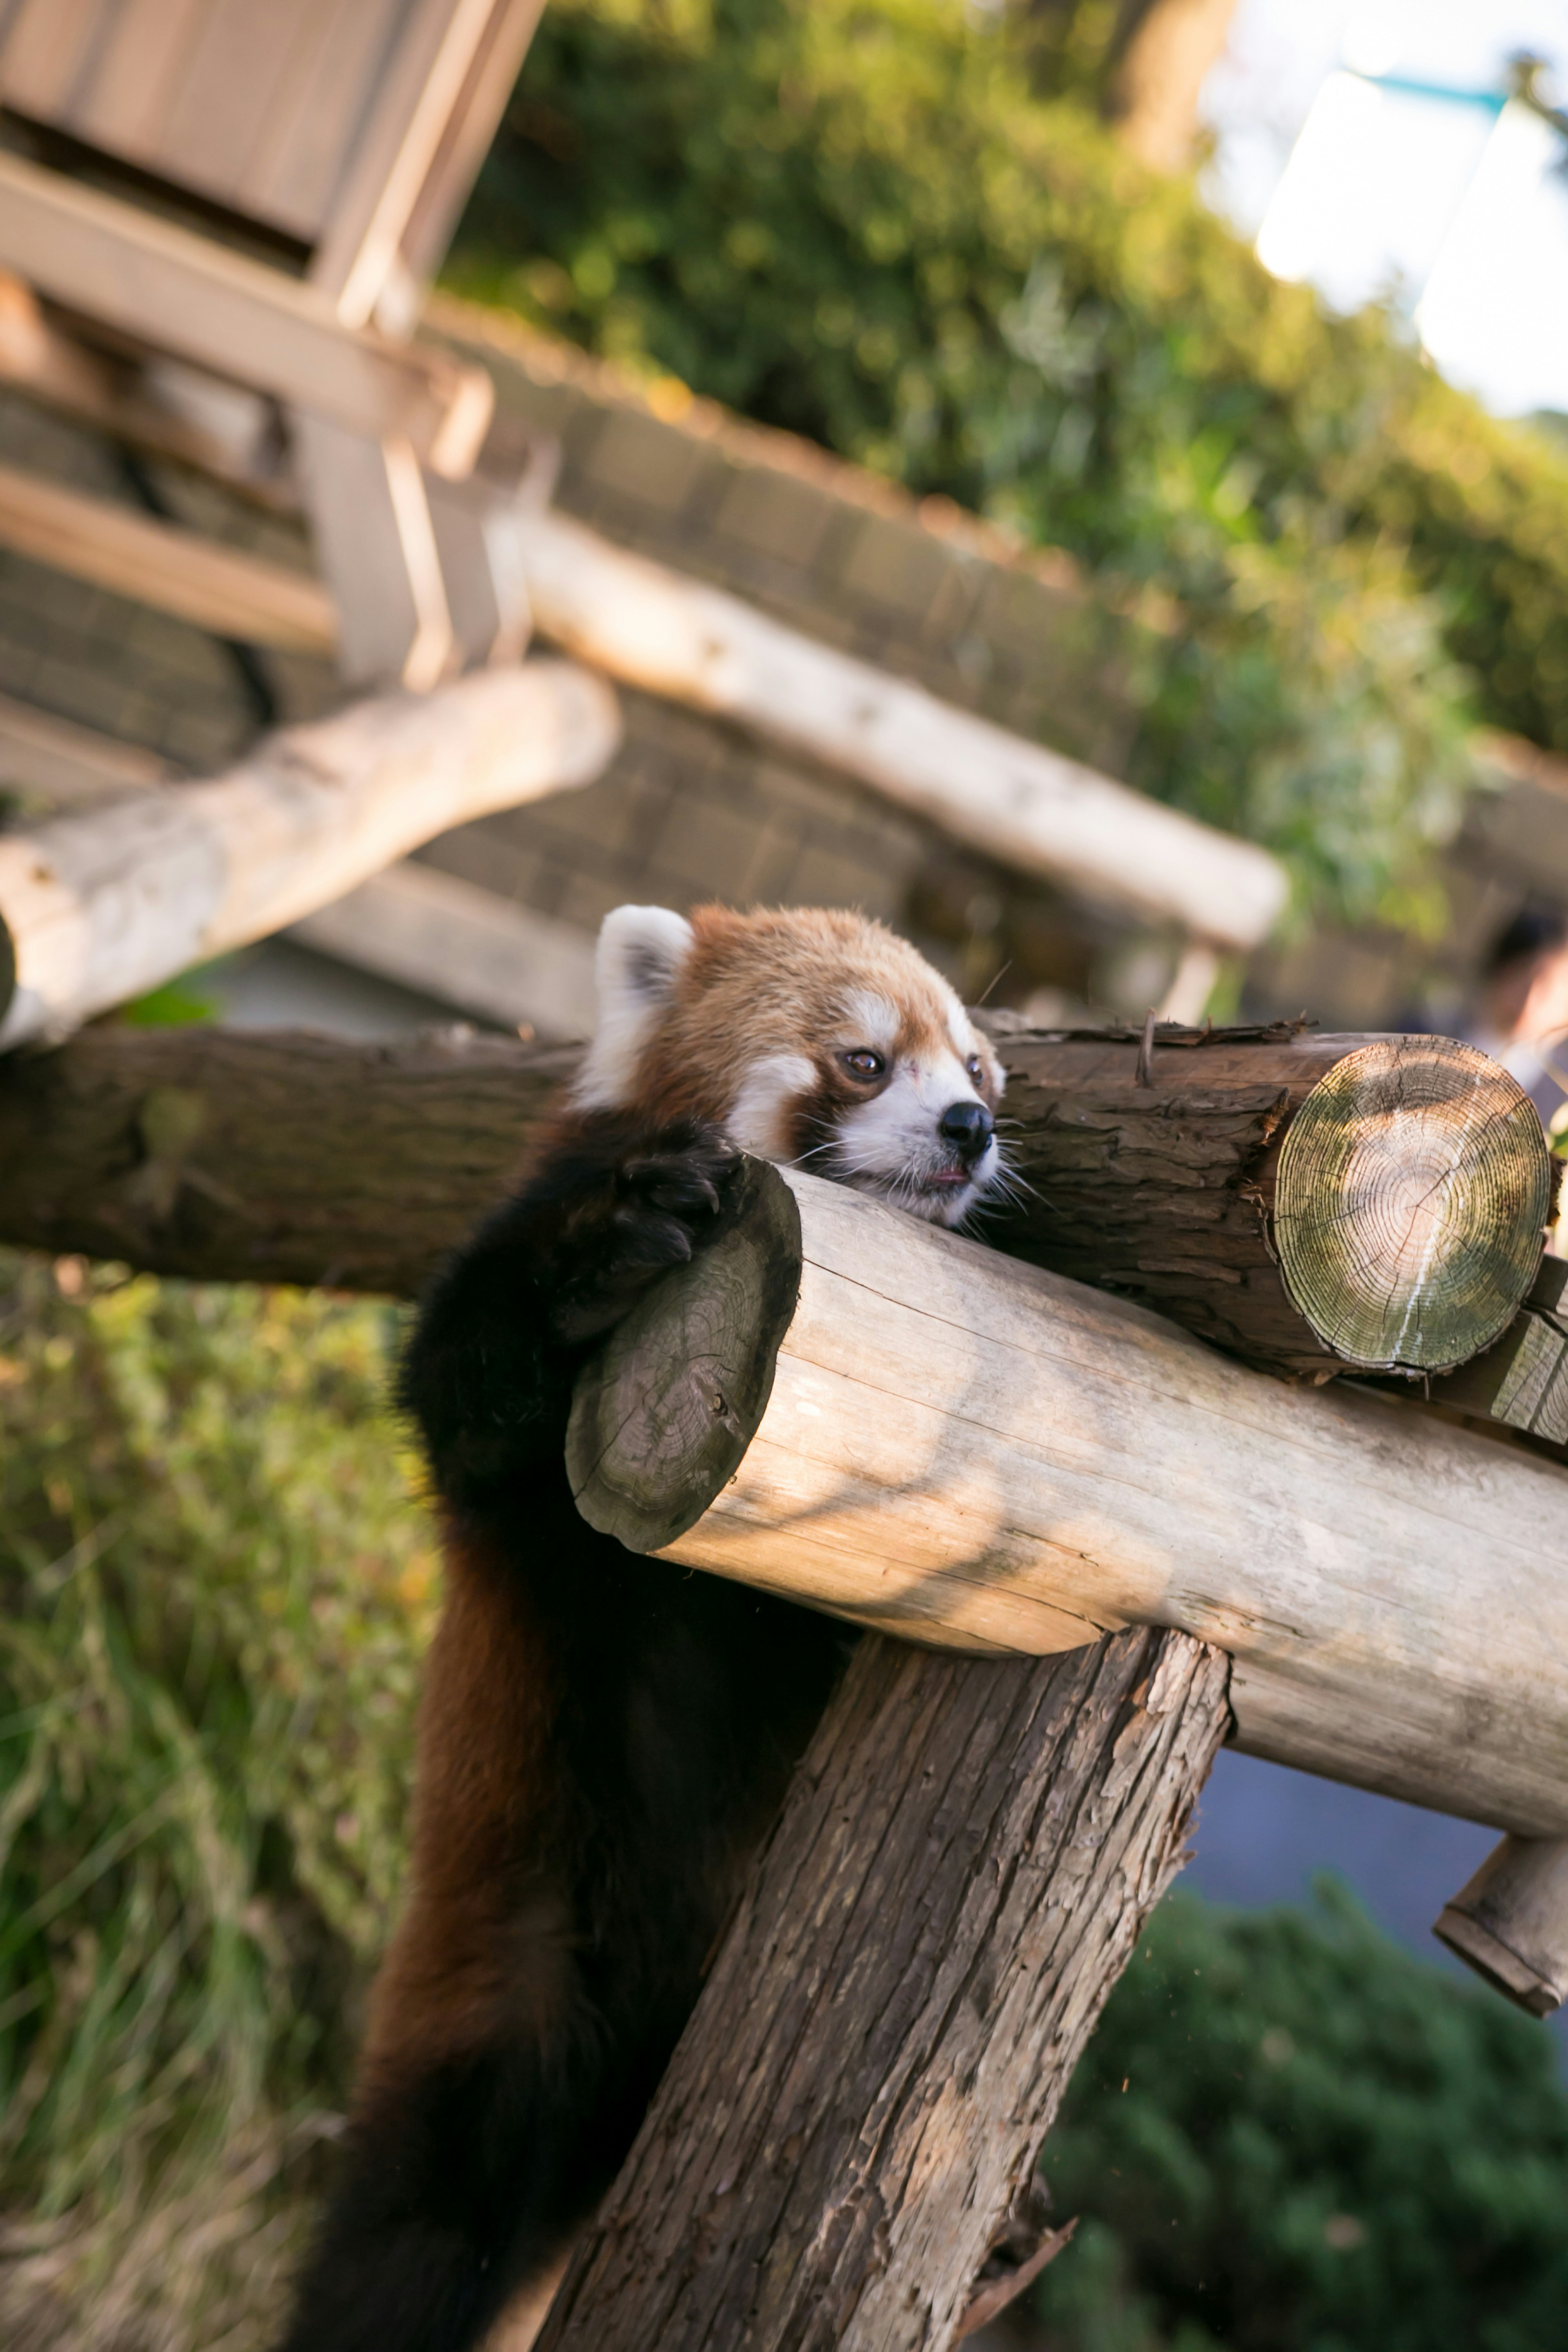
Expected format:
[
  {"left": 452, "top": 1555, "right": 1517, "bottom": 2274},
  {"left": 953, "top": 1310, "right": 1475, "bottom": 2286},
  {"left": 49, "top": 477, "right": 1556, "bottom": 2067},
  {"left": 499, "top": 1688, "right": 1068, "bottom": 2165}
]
[{"left": 0, "top": 1252, "right": 435, "bottom": 2351}]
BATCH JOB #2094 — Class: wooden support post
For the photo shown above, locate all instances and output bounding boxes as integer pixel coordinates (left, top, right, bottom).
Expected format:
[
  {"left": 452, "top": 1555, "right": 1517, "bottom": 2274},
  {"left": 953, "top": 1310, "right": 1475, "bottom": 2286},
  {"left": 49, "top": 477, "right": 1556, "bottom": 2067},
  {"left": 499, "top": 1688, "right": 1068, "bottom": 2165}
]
[
  {"left": 0, "top": 660, "right": 619, "bottom": 1048},
  {"left": 292, "top": 415, "right": 455, "bottom": 691},
  {"left": 1435, "top": 1837, "right": 1568, "bottom": 2017},
  {"left": 568, "top": 1159, "right": 1568, "bottom": 1837},
  {"left": 534, "top": 1624, "right": 1230, "bottom": 2352}
]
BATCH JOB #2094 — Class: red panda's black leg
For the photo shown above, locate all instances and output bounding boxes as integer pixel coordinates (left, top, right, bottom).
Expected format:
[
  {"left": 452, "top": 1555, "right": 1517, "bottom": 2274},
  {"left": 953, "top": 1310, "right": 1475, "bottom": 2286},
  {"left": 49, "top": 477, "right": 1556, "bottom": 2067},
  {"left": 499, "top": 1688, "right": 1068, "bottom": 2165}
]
[{"left": 278, "top": 1117, "right": 848, "bottom": 2352}]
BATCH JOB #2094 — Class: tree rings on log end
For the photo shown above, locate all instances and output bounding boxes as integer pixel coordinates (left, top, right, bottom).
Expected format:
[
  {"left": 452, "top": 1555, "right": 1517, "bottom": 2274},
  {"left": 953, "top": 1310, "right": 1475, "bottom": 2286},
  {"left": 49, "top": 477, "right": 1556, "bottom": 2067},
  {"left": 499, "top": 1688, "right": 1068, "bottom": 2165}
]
[
  {"left": 1273, "top": 1037, "right": 1553, "bottom": 1373},
  {"left": 567, "top": 1155, "right": 802, "bottom": 1553}
]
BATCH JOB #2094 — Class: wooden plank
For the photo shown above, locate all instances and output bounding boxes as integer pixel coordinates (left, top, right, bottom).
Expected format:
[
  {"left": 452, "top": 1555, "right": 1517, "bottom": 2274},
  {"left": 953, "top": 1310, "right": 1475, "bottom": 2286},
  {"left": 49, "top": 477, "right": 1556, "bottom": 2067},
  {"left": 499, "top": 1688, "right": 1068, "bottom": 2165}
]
[
  {"left": 66, "top": 0, "right": 214, "bottom": 176},
  {"left": 288, "top": 856, "right": 597, "bottom": 1039},
  {"left": 0, "top": 688, "right": 175, "bottom": 805},
  {"left": 0, "top": 459, "right": 338, "bottom": 651},
  {"left": 568, "top": 1159, "right": 1568, "bottom": 1837},
  {"left": 245, "top": 0, "right": 408, "bottom": 246},
  {"left": 0, "top": 268, "right": 288, "bottom": 498},
  {"left": 0, "top": 0, "right": 106, "bottom": 123},
  {"left": 0, "top": 657, "right": 620, "bottom": 1047},
  {"left": 310, "top": 0, "right": 503, "bottom": 324},
  {"left": 0, "top": 149, "right": 494, "bottom": 474},
  {"left": 292, "top": 414, "right": 452, "bottom": 687},
  {"left": 157, "top": 0, "right": 322, "bottom": 223},
  {"left": 393, "top": 0, "right": 547, "bottom": 294},
  {"left": 520, "top": 512, "right": 1290, "bottom": 950}
]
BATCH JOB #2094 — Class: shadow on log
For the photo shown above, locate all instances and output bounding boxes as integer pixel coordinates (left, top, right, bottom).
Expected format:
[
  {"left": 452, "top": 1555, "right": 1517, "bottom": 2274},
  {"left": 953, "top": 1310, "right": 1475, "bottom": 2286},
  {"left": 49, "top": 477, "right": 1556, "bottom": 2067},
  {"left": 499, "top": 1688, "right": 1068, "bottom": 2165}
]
[{"left": 532, "top": 1625, "right": 1230, "bottom": 2352}]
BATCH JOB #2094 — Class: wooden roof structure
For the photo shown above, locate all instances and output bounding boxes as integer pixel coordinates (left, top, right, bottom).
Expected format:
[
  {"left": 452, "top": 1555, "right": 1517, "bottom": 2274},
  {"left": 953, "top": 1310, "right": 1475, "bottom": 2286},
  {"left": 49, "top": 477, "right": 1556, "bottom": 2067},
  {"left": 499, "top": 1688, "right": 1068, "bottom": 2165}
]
[{"left": 0, "top": 0, "right": 550, "bottom": 687}]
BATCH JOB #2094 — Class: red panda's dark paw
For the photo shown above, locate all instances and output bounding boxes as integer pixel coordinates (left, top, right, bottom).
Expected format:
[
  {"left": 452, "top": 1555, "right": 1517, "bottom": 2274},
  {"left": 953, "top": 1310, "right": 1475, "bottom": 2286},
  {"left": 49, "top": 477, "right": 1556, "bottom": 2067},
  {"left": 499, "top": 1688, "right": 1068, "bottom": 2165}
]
[
  {"left": 549, "top": 1126, "right": 741, "bottom": 1344},
  {"left": 613, "top": 1128, "right": 742, "bottom": 1223}
]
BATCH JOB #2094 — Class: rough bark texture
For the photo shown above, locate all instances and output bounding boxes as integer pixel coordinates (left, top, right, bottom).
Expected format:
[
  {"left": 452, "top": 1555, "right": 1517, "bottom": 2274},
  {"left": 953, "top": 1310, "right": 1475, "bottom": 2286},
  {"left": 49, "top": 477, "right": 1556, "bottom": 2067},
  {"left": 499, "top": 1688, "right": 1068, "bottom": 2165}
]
[
  {"left": 533, "top": 1625, "right": 1230, "bottom": 2352},
  {"left": 1, "top": 1019, "right": 1553, "bottom": 1392},
  {"left": 0, "top": 1023, "right": 573, "bottom": 1294}
]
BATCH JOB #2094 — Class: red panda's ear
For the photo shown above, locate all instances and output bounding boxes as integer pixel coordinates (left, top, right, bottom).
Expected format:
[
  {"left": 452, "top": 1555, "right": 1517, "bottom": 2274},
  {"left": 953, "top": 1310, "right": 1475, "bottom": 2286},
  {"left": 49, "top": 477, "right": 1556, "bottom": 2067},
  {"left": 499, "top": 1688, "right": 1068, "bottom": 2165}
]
[{"left": 575, "top": 905, "right": 695, "bottom": 1110}]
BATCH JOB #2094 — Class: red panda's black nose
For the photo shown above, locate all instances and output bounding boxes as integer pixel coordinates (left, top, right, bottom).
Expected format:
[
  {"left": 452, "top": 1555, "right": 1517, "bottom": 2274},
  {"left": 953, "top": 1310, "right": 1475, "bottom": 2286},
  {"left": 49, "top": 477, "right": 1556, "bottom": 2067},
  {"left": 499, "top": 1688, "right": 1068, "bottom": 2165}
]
[{"left": 939, "top": 1101, "right": 994, "bottom": 1161}]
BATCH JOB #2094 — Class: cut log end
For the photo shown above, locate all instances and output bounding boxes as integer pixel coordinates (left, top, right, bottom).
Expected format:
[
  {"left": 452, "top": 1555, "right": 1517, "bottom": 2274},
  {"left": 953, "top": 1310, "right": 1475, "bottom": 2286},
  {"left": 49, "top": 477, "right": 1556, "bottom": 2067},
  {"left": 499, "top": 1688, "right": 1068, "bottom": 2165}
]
[
  {"left": 566, "top": 1157, "right": 803, "bottom": 1553},
  {"left": 1273, "top": 1037, "right": 1553, "bottom": 1373},
  {"left": 1433, "top": 1834, "right": 1568, "bottom": 2018}
]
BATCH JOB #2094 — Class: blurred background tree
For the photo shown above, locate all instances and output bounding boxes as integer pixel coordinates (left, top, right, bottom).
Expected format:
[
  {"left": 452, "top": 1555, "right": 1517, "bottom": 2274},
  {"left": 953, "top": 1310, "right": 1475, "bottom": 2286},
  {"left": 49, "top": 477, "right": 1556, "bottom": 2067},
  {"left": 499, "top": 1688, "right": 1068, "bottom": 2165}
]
[{"left": 448, "top": 0, "right": 1568, "bottom": 933}]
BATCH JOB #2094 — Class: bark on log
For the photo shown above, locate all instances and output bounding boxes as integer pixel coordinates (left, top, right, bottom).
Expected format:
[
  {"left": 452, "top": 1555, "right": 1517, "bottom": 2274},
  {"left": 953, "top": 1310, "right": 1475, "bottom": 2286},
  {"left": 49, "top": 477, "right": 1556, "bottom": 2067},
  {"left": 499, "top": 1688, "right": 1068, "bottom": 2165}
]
[
  {"left": 519, "top": 509, "right": 1287, "bottom": 950},
  {"left": 533, "top": 1625, "right": 1231, "bottom": 2352},
  {"left": 1, "top": 1021, "right": 1555, "bottom": 1398},
  {"left": 0, "top": 1025, "right": 574, "bottom": 1294},
  {"left": 568, "top": 1159, "right": 1568, "bottom": 1837},
  {"left": 0, "top": 659, "right": 619, "bottom": 1048}
]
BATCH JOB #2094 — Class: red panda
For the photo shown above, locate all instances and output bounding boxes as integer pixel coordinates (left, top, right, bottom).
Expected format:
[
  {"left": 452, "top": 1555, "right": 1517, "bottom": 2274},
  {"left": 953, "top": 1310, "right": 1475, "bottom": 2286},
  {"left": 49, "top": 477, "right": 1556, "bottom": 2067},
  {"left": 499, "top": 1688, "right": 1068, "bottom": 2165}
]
[{"left": 278, "top": 904, "right": 1005, "bottom": 2352}]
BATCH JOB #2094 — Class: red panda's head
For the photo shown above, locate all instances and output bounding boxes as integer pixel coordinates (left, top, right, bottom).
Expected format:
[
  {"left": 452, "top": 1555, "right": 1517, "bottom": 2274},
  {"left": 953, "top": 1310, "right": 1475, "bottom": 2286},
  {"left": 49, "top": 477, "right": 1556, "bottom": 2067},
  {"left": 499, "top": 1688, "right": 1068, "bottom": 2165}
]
[{"left": 574, "top": 903, "right": 1006, "bottom": 1228}]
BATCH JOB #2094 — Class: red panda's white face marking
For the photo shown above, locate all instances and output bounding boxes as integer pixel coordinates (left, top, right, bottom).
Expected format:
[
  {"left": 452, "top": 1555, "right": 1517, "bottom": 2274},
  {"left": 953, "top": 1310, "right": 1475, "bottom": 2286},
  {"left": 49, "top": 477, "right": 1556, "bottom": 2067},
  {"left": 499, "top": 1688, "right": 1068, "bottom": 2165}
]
[{"left": 575, "top": 904, "right": 1005, "bottom": 1229}]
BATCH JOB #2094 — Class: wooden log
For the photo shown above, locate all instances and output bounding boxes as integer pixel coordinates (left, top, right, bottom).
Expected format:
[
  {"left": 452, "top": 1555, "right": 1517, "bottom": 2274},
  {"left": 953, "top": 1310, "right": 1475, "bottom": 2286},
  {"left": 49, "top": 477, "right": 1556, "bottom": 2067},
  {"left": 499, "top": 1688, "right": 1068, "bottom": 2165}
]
[
  {"left": 1434, "top": 1837, "right": 1568, "bottom": 2018},
  {"left": 534, "top": 1625, "right": 1230, "bottom": 2352},
  {"left": 982, "top": 1017, "right": 1556, "bottom": 1381},
  {"left": 568, "top": 1159, "right": 1568, "bottom": 1837},
  {"left": 0, "top": 659, "right": 619, "bottom": 1049},
  {"left": 518, "top": 510, "right": 1288, "bottom": 950},
  {"left": 0, "top": 1026, "right": 573, "bottom": 1294},
  {"left": 0, "top": 1020, "right": 1555, "bottom": 1398}
]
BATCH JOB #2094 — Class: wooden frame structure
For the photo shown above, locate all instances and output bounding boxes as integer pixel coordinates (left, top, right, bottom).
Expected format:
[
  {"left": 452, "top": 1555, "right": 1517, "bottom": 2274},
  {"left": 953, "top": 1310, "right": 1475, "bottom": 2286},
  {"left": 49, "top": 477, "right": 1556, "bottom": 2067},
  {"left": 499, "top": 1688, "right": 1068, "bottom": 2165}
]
[{"left": 0, "top": 0, "right": 549, "bottom": 687}]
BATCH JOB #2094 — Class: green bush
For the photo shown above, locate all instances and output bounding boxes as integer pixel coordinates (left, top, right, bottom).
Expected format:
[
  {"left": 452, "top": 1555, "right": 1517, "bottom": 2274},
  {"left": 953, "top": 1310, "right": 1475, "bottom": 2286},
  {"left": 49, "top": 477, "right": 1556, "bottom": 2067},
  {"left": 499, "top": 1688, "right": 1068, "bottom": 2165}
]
[
  {"left": 1034, "top": 1884, "right": 1568, "bottom": 2352},
  {"left": 450, "top": 0, "right": 1568, "bottom": 928},
  {"left": 0, "top": 1254, "right": 432, "bottom": 2352}
]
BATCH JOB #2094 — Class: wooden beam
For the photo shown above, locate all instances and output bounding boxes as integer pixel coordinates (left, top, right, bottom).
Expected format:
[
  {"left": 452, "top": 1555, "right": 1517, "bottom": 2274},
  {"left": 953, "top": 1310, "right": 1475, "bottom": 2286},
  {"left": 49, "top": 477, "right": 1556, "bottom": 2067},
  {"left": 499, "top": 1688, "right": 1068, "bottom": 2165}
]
[
  {"left": 0, "top": 269, "right": 292, "bottom": 505},
  {"left": 292, "top": 415, "right": 452, "bottom": 689},
  {"left": 0, "top": 149, "right": 493, "bottom": 477},
  {"left": 0, "top": 459, "right": 337, "bottom": 652},
  {"left": 0, "top": 1016, "right": 1553, "bottom": 1402},
  {"left": 519, "top": 511, "right": 1289, "bottom": 949},
  {"left": 535, "top": 1626, "right": 1229, "bottom": 2352},
  {"left": 288, "top": 858, "right": 597, "bottom": 1040},
  {"left": 568, "top": 1157, "right": 1568, "bottom": 1837},
  {"left": 0, "top": 659, "right": 619, "bottom": 1048}
]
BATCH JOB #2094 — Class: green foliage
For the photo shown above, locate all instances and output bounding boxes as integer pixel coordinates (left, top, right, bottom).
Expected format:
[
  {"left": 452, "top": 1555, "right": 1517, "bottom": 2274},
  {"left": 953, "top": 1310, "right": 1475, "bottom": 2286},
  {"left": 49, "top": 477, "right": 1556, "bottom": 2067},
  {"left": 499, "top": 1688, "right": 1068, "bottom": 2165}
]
[
  {"left": 1033, "top": 1885, "right": 1568, "bottom": 2352},
  {"left": 450, "top": 0, "right": 1568, "bottom": 927},
  {"left": 0, "top": 1254, "right": 432, "bottom": 2352}
]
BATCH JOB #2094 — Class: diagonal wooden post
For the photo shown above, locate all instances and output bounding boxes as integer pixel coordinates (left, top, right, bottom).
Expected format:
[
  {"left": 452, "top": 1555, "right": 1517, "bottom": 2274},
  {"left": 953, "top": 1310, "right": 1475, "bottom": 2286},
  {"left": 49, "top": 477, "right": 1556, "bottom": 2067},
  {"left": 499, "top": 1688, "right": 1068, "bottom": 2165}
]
[{"left": 531, "top": 1624, "right": 1230, "bottom": 2352}]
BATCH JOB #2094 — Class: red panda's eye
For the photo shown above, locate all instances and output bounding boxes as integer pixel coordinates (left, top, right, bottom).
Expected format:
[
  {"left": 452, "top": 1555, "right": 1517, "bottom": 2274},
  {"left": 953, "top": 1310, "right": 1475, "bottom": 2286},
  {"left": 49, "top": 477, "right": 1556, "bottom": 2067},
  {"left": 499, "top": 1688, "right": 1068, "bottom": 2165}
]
[{"left": 843, "top": 1049, "right": 885, "bottom": 1080}]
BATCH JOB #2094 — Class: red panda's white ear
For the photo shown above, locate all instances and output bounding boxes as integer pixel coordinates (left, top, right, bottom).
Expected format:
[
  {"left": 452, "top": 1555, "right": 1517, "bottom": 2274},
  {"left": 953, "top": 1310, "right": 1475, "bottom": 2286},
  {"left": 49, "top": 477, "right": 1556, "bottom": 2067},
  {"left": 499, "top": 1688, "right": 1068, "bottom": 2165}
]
[{"left": 575, "top": 904, "right": 695, "bottom": 1109}]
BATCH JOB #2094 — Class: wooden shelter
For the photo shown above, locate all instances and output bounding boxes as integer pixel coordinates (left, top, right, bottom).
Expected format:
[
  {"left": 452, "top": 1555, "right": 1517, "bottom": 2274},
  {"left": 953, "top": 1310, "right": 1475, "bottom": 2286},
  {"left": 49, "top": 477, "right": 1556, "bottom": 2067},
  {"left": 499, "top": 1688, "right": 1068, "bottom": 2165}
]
[{"left": 0, "top": 0, "right": 550, "bottom": 686}]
